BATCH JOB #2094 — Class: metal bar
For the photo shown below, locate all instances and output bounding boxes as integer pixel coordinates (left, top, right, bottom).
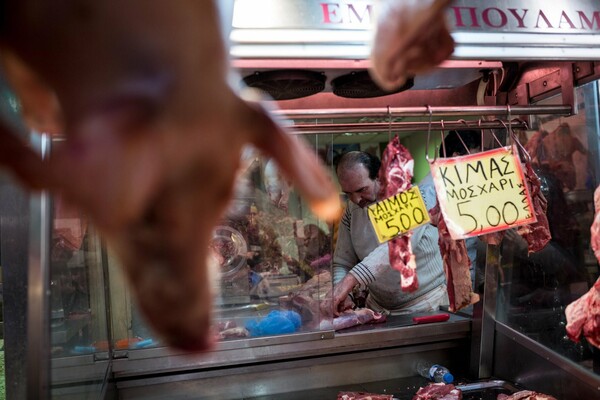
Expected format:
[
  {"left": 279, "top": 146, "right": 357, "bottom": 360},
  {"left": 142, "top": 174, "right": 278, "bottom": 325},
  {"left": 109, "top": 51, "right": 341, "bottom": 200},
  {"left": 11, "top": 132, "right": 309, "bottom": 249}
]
[
  {"left": 290, "top": 119, "right": 528, "bottom": 135},
  {"left": 275, "top": 105, "right": 572, "bottom": 120},
  {"left": 27, "top": 133, "right": 52, "bottom": 400}
]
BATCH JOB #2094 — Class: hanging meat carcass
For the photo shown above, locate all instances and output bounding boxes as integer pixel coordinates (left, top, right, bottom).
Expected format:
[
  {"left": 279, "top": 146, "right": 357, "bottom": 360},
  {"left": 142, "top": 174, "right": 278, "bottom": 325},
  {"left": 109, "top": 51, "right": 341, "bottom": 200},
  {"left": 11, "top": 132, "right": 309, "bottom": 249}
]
[
  {"left": 565, "top": 185, "right": 600, "bottom": 349},
  {"left": 429, "top": 204, "right": 479, "bottom": 312},
  {"left": 516, "top": 162, "right": 551, "bottom": 253},
  {"left": 0, "top": 0, "right": 341, "bottom": 351},
  {"left": 378, "top": 136, "right": 418, "bottom": 292}
]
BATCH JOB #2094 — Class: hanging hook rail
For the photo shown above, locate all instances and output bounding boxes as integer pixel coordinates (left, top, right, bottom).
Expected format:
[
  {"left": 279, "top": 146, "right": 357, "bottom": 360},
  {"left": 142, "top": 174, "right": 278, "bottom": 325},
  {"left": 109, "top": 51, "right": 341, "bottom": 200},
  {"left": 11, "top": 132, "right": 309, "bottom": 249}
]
[
  {"left": 291, "top": 119, "right": 528, "bottom": 135},
  {"left": 274, "top": 105, "right": 571, "bottom": 120}
]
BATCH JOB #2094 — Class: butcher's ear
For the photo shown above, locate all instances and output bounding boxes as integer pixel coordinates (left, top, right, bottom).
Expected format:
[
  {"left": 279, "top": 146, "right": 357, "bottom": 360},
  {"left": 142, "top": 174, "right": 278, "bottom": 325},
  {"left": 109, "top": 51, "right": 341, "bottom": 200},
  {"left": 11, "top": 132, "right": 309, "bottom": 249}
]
[{"left": 244, "top": 101, "right": 341, "bottom": 221}]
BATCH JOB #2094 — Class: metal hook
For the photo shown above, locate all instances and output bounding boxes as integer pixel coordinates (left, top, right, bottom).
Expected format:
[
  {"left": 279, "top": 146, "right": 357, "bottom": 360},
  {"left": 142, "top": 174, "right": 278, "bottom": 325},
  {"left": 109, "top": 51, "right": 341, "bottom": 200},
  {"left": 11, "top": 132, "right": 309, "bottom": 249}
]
[
  {"left": 477, "top": 119, "right": 485, "bottom": 152},
  {"left": 509, "top": 117, "right": 532, "bottom": 163},
  {"left": 489, "top": 119, "right": 507, "bottom": 148},
  {"left": 425, "top": 105, "right": 433, "bottom": 162},
  {"left": 387, "top": 105, "right": 392, "bottom": 143},
  {"left": 455, "top": 119, "right": 472, "bottom": 155},
  {"left": 440, "top": 119, "right": 447, "bottom": 158}
]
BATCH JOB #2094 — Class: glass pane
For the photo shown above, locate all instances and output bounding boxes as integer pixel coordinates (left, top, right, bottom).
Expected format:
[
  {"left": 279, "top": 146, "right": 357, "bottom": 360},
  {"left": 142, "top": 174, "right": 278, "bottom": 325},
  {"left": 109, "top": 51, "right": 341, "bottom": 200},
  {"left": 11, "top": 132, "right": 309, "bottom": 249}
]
[
  {"left": 496, "top": 81, "right": 600, "bottom": 373},
  {"left": 49, "top": 189, "right": 111, "bottom": 398},
  {"left": 109, "top": 135, "right": 336, "bottom": 348}
]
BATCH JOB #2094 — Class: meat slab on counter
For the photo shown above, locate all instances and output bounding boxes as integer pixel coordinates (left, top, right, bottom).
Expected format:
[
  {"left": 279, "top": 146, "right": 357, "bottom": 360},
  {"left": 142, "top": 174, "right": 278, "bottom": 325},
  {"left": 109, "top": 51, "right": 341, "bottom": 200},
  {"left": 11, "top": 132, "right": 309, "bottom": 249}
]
[
  {"left": 378, "top": 136, "right": 418, "bottom": 292},
  {"left": 320, "top": 308, "right": 387, "bottom": 331},
  {"left": 565, "top": 185, "right": 600, "bottom": 349},
  {"left": 369, "top": 0, "right": 454, "bottom": 91},
  {"left": 497, "top": 390, "right": 557, "bottom": 400},
  {"left": 0, "top": 1, "right": 341, "bottom": 352},
  {"left": 338, "top": 392, "right": 393, "bottom": 400},
  {"left": 412, "top": 383, "right": 462, "bottom": 400},
  {"left": 429, "top": 205, "right": 479, "bottom": 312}
]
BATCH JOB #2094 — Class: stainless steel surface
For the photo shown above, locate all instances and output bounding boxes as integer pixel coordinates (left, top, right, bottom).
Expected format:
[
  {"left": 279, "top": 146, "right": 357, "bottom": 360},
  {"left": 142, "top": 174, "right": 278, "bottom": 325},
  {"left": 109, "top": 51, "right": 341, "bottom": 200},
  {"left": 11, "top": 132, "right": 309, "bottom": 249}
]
[
  {"left": 276, "top": 105, "right": 572, "bottom": 120},
  {"left": 116, "top": 341, "right": 467, "bottom": 399},
  {"left": 26, "top": 134, "right": 52, "bottom": 400},
  {"left": 476, "top": 244, "right": 501, "bottom": 379},
  {"left": 112, "top": 314, "right": 470, "bottom": 378},
  {"left": 494, "top": 321, "right": 600, "bottom": 399}
]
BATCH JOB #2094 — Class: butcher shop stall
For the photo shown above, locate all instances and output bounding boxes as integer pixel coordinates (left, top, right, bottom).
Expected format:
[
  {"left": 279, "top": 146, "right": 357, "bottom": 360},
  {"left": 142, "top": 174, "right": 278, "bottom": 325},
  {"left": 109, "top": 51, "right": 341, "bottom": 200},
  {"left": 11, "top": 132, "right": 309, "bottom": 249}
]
[{"left": 2, "top": 0, "right": 600, "bottom": 399}]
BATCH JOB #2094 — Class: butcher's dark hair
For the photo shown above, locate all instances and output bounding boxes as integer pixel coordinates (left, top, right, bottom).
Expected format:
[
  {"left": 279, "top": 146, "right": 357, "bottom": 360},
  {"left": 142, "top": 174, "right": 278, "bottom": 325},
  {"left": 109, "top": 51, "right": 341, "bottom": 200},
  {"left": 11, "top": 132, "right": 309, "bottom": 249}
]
[
  {"left": 440, "top": 130, "right": 482, "bottom": 157},
  {"left": 336, "top": 151, "right": 381, "bottom": 180}
]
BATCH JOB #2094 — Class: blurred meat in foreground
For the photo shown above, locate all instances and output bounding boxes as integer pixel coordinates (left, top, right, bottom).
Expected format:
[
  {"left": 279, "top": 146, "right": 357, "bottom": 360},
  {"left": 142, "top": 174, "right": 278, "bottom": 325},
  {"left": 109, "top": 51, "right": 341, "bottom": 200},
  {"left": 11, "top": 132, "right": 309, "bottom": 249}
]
[
  {"left": 0, "top": 0, "right": 340, "bottom": 351},
  {"left": 370, "top": 0, "right": 455, "bottom": 91}
]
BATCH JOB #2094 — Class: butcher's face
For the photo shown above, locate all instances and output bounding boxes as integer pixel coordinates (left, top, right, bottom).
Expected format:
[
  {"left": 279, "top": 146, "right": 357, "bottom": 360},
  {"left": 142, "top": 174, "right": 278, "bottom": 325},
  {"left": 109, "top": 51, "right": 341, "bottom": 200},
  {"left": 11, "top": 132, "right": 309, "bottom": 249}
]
[{"left": 337, "top": 163, "right": 379, "bottom": 208}]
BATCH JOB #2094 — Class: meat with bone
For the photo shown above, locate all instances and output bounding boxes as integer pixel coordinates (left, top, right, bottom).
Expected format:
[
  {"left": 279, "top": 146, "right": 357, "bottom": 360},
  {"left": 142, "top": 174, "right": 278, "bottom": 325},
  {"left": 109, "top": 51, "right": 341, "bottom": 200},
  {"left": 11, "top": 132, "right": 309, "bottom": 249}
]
[
  {"left": 338, "top": 392, "right": 393, "bottom": 400},
  {"left": 497, "top": 390, "right": 557, "bottom": 400},
  {"left": 565, "top": 185, "right": 600, "bottom": 349},
  {"left": 516, "top": 162, "right": 551, "bottom": 253},
  {"left": 429, "top": 204, "right": 479, "bottom": 312},
  {"left": 370, "top": 0, "right": 454, "bottom": 91},
  {"left": 378, "top": 136, "right": 418, "bottom": 292},
  {"left": 0, "top": 1, "right": 341, "bottom": 352},
  {"left": 412, "top": 383, "right": 462, "bottom": 400}
]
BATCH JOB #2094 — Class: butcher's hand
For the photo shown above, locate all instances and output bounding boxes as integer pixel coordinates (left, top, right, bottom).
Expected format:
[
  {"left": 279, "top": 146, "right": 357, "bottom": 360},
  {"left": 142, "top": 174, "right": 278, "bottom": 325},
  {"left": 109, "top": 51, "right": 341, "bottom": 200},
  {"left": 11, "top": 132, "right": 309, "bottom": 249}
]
[{"left": 322, "top": 274, "right": 358, "bottom": 317}]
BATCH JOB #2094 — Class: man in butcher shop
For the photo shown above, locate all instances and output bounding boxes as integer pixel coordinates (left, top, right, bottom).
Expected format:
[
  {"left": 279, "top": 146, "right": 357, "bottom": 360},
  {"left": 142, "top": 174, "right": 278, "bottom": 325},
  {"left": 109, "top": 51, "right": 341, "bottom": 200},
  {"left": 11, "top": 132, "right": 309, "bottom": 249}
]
[{"left": 326, "top": 151, "right": 447, "bottom": 316}]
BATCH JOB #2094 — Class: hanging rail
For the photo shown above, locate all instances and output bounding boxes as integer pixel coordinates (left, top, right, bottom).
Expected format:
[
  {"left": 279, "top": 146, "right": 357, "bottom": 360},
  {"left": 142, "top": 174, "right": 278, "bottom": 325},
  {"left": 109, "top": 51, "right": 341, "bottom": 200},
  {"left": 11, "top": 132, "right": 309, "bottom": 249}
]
[
  {"left": 289, "top": 119, "right": 528, "bottom": 135},
  {"left": 274, "top": 105, "right": 571, "bottom": 120}
]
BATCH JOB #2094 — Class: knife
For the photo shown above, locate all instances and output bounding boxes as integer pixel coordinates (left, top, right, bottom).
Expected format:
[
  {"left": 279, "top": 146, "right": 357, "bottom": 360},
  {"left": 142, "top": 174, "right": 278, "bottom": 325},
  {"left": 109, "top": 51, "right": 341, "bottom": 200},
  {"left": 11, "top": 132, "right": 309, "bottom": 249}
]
[{"left": 412, "top": 313, "right": 450, "bottom": 324}]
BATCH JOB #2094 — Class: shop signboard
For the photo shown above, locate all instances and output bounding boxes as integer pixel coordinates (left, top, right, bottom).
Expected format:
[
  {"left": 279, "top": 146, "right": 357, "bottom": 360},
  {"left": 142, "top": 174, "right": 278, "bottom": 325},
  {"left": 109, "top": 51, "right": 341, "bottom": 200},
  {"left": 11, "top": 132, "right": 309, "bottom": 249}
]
[{"left": 231, "top": 0, "right": 600, "bottom": 59}]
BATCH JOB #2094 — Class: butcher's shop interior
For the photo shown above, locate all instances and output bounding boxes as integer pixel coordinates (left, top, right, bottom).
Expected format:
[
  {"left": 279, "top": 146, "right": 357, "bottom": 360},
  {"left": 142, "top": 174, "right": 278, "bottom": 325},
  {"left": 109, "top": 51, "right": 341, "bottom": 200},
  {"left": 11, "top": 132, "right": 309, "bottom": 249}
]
[{"left": 2, "top": 0, "right": 600, "bottom": 399}]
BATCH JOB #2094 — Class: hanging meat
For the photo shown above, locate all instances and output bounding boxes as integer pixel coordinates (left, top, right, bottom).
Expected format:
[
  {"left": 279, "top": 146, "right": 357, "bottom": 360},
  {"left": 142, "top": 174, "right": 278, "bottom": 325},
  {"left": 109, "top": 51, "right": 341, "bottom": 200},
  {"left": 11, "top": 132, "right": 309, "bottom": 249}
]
[
  {"left": 0, "top": 1, "right": 341, "bottom": 351},
  {"left": 429, "top": 204, "right": 479, "bottom": 312},
  {"left": 370, "top": 0, "right": 454, "bottom": 91},
  {"left": 516, "top": 162, "right": 551, "bottom": 253},
  {"left": 565, "top": 185, "right": 600, "bottom": 350},
  {"left": 378, "top": 136, "right": 418, "bottom": 292}
]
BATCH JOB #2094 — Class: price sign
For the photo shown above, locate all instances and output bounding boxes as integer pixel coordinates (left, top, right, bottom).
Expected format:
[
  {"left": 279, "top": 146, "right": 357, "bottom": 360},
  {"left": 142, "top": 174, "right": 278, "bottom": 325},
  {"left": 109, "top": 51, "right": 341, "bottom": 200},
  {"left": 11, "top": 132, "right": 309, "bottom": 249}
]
[
  {"left": 431, "top": 146, "right": 536, "bottom": 240},
  {"left": 367, "top": 185, "right": 430, "bottom": 243}
]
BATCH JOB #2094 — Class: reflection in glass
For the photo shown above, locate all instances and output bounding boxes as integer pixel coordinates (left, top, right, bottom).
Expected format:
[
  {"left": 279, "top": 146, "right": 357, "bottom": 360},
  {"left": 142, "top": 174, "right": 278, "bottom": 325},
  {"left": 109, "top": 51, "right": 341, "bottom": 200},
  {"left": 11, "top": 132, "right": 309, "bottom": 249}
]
[{"left": 496, "top": 81, "right": 600, "bottom": 373}]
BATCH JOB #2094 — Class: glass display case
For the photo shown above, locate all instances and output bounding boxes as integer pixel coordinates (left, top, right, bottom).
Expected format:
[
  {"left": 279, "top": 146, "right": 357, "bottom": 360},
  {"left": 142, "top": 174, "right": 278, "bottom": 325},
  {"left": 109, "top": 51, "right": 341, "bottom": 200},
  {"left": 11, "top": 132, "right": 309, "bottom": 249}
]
[{"left": 495, "top": 81, "right": 600, "bottom": 376}]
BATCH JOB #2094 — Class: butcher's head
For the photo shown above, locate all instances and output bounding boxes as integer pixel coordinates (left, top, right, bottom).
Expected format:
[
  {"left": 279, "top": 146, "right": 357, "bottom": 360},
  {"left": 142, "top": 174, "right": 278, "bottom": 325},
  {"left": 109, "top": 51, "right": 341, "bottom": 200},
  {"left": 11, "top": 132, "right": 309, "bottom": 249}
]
[{"left": 336, "top": 151, "right": 381, "bottom": 208}]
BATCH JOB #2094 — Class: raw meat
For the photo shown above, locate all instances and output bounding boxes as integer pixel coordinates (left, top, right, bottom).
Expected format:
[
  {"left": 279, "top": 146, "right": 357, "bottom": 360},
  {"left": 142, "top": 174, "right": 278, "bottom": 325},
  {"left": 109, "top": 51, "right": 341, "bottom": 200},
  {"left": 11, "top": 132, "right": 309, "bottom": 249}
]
[
  {"left": 338, "top": 392, "right": 393, "bottom": 400},
  {"left": 412, "top": 383, "right": 462, "bottom": 400},
  {"left": 516, "top": 163, "right": 551, "bottom": 253},
  {"left": 378, "top": 136, "right": 418, "bottom": 292},
  {"left": 591, "top": 185, "right": 600, "bottom": 262},
  {"left": 0, "top": 1, "right": 341, "bottom": 351},
  {"left": 565, "top": 185, "right": 600, "bottom": 349},
  {"left": 320, "top": 308, "right": 387, "bottom": 331},
  {"left": 429, "top": 205, "right": 479, "bottom": 312},
  {"left": 565, "top": 266, "right": 600, "bottom": 349},
  {"left": 370, "top": 0, "right": 454, "bottom": 91},
  {"left": 497, "top": 390, "right": 557, "bottom": 400}
]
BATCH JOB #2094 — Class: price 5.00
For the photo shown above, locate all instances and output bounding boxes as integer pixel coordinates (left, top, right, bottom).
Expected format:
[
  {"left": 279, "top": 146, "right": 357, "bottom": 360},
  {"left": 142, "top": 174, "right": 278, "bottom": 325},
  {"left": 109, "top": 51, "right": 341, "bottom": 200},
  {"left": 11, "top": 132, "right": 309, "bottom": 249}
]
[{"left": 457, "top": 200, "right": 519, "bottom": 234}]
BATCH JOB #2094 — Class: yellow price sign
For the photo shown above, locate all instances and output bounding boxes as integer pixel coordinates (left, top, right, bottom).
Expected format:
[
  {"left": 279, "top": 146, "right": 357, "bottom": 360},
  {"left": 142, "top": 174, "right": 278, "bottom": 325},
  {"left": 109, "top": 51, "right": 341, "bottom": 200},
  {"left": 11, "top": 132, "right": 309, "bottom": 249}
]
[
  {"left": 431, "top": 146, "right": 536, "bottom": 240},
  {"left": 367, "top": 185, "right": 430, "bottom": 243}
]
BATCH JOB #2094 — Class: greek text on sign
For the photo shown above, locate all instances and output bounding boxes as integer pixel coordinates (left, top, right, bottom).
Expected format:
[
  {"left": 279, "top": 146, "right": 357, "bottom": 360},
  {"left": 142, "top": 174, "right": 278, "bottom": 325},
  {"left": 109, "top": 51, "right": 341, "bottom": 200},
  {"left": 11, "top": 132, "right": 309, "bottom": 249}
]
[
  {"left": 431, "top": 146, "right": 536, "bottom": 240},
  {"left": 367, "top": 186, "right": 430, "bottom": 243}
]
